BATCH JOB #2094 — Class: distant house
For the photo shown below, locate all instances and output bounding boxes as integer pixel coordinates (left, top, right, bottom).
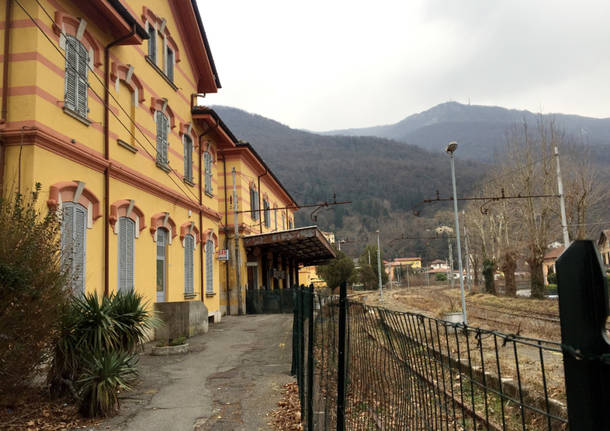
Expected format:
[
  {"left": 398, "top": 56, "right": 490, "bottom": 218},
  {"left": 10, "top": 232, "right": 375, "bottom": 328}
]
[
  {"left": 598, "top": 230, "right": 610, "bottom": 268},
  {"left": 542, "top": 246, "right": 565, "bottom": 285},
  {"left": 385, "top": 257, "right": 423, "bottom": 282},
  {"left": 429, "top": 259, "right": 449, "bottom": 271}
]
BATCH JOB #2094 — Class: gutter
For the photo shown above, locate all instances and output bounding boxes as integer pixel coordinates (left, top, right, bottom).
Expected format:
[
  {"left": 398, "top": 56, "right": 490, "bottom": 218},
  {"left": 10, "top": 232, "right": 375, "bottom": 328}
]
[
  {"left": 104, "top": 26, "right": 136, "bottom": 297},
  {"left": 0, "top": 0, "right": 12, "bottom": 194},
  {"left": 219, "top": 149, "right": 230, "bottom": 315}
]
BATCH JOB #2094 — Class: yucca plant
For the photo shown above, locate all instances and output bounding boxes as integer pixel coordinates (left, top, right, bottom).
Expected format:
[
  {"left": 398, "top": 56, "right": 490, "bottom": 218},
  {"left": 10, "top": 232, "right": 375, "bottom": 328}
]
[
  {"left": 49, "top": 290, "right": 157, "bottom": 416},
  {"left": 77, "top": 351, "right": 138, "bottom": 417}
]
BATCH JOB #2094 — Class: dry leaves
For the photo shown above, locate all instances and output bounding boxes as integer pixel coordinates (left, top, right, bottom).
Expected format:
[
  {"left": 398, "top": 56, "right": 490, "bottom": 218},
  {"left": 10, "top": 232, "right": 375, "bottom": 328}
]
[
  {"left": 268, "top": 382, "right": 303, "bottom": 431},
  {"left": 0, "top": 390, "right": 98, "bottom": 431}
]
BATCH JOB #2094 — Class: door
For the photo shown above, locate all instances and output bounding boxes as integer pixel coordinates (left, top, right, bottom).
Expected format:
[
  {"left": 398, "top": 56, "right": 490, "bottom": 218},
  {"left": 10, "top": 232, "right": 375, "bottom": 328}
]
[
  {"left": 247, "top": 265, "right": 258, "bottom": 290},
  {"left": 156, "top": 228, "right": 168, "bottom": 302}
]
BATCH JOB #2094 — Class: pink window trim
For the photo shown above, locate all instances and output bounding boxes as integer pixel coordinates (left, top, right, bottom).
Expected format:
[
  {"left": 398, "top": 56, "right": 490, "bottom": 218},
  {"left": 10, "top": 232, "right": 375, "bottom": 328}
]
[
  {"left": 52, "top": 11, "right": 103, "bottom": 67},
  {"left": 47, "top": 181, "right": 101, "bottom": 221},
  {"left": 150, "top": 212, "right": 177, "bottom": 239},
  {"left": 109, "top": 200, "right": 146, "bottom": 232},
  {"left": 179, "top": 221, "right": 201, "bottom": 244}
]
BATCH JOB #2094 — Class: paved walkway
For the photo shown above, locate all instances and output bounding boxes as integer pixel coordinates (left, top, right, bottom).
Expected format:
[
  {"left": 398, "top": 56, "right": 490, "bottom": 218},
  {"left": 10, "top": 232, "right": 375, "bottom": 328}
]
[{"left": 95, "top": 314, "right": 294, "bottom": 431}]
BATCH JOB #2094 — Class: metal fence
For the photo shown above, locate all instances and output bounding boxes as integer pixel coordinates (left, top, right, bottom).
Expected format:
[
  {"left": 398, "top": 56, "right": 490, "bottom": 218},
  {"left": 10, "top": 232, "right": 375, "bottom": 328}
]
[
  {"left": 292, "top": 286, "right": 567, "bottom": 430},
  {"left": 292, "top": 240, "right": 610, "bottom": 430}
]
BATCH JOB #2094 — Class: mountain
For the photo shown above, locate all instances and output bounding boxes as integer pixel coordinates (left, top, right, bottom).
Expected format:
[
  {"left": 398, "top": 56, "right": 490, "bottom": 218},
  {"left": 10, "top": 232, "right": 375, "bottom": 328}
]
[
  {"left": 324, "top": 102, "right": 610, "bottom": 161},
  {"left": 212, "top": 105, "right": 488, "bottom": 261}
]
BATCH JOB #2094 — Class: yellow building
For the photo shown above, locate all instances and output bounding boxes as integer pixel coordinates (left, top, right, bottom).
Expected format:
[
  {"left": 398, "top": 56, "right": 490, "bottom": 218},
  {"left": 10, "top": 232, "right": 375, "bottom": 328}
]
[
  {"left": 0, "top": 0, "right": 336, "bottom": 331},
  {"left": 385, "top": 257, "right": 422, "bottom": 283}
]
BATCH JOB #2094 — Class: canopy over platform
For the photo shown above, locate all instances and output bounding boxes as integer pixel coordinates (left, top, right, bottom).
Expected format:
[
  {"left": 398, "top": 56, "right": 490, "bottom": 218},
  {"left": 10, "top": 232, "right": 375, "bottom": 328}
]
[{"left": 243, "top": 226, "right": 336, "bottom": 266}]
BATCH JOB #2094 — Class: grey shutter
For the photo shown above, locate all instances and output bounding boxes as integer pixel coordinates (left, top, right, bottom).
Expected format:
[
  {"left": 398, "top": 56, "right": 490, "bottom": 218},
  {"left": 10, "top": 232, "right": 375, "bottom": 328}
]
[
  {"left": 274, "top": 209, "right": 277, "bottom": 230},
  {"left": 118, "top": 218, "right": 135, "bottom": 292},
  {"left": 61, "top": 203, "right": 75, "bottom": 272},
  {"left": 250, "top": 188, "right": 255, "bottom": 219},
  {"left": 184, "top": 136, "right": 192, "bottom": 182},
  {"left": 148, "top": 25, "right": 156, "bottom": 61},
  {"left": 205, "top": 240, "right": 214, "bottom": 294},
  {"left": 166, "top": 47, "right": 174, "bottom": 81},
  {"left": 184, "top": 235, "right": 194, "bottom": 295},
  {"left": 64, "top": 36, "right": 77, "bottom": 111},
  {"left": 73, "top": 205, "right": 87, "bottom": 293},
  {"left": 156, "top": 229, "right": 167, "bottom": 300},
  {"left": 204, "top": 152, "right": 212, "bottom": 194},
  {"left": 156, "top": 112, "right": 168, "bottom": 165},
  {"left": 76, "top": 42, "right": 88, "bottom": 117}
]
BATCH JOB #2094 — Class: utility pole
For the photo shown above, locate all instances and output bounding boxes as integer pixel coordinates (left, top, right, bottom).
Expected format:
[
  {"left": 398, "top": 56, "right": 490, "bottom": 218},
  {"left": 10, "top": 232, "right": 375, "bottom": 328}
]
[
  {"left": 448, "top": 238, "right": 455, "bottom": 289},
  {"left": 232, "top": 168, "right": 243, "bottom": 315},
  {"left": 554, "top": 146, "right": 570, "bottom": 248},
  {"left": 376, "top": 230, "right": 383, "bottom": 300}
]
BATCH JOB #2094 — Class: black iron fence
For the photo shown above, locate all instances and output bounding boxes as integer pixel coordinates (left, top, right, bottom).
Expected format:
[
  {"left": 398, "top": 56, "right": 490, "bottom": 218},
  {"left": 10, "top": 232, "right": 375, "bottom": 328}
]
[{"left": 292, "top": 240, "right": 610, "bottom": 430}]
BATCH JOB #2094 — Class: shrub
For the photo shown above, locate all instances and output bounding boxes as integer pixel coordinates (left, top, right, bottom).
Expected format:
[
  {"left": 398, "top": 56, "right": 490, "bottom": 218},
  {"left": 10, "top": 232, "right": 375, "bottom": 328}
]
[
  {"left": 0, "top": 186, "right": 71, "bottom": 403},
  {"left": 50, "top": 290, "right": 156, "bottom": 416},
  {"left": 435, "top": 273, "right": 447, "bottom": 282},
  {"left": 547, "top": 271, "right": 557, "bottom": 285}
]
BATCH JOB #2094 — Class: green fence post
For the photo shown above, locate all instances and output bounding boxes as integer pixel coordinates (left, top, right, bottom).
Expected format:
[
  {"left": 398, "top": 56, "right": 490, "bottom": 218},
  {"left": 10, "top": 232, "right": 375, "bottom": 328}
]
[
  {"left": 307, "top": 284, "right": 314, "bottom": 431},
  {"left": 336, "top": 281, "right": 347, "bottom": 431},
  {"left": 556, "top": 240, "right": 610, "bottom": 430},
  {"left": 291, "top": 285, "right": 299, "bottom": 376}
]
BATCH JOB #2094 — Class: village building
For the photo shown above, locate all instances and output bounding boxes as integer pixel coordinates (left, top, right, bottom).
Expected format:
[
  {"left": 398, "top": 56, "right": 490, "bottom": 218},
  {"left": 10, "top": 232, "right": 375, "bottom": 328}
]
[
  {"left": 542, "top": 246, "right": 565, "bottom": 285},
  {"left": 0, "top": 0, "right": 334, "bottom": 335},
  {"left": 598, "top": 230, "right": 610, "bottom": 269},
  {"left": 385, "top": 257, "right": 422, "bottom": 282}
]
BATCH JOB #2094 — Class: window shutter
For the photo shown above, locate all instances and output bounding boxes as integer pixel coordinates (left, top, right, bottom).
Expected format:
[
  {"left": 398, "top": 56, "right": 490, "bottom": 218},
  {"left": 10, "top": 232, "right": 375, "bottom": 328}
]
[
  {"left": 184, "top": 136, "right": 193, "bottom": 182},
  {"left": 156, "top": 112, "right": 169, "bottom": 165},
  {"left": 205, "top": 240, "right": 214, "bottom": 294},
  {"left": 162, "top": 114, "right": 169, "bottom": 164},
  {"left": 61, "top": 203, "right": 75, "bottom": 272},
  {"left": 118, "top": 218, "right": 135, "bottom": 292},
  {"left": 148, "top": 25, "right": 156, "bottom": 61},
  {"left": 184, "top": 235, "right": 194, "bottom": 295},
  {"left": 204, "top": 152, "right": 212, "bottom": 194},
  {"left": 166, "top": 47, "right": 174, "bottom": 82},
  {"left": 64, "top": 37, "right": 78, "bottom": 111},
  {"left": 76, "top": 42, "right": 88, "bottom": 117},
  {"left": 73, "top": 205, "right": 87, "bottom": 293}
]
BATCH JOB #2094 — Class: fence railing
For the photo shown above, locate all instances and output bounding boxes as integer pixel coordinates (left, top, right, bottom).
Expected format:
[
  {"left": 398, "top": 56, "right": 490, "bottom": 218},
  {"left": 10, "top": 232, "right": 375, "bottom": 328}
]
[
  {"left": 292, "top": 285, "right": 567, "bottom": 430},
  {"left": 292, "top": 240, "right": 609, "bottom": 430}
]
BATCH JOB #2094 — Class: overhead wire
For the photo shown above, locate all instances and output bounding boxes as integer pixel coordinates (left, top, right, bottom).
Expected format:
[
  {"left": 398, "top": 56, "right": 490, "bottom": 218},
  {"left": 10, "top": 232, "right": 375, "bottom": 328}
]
[{"left": 19, "top": 0, "right": 202, "bottom": 206}]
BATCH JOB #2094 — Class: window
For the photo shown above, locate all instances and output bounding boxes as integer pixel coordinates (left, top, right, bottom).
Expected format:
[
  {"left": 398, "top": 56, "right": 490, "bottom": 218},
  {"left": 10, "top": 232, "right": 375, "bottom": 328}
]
[
  {"left": 155, "top": 111, "right": 169, "bottom": 166},
  {"left": 147, "top": 23, "right": 157, "bottom": 62},
  {"left": 274, "top": 207, "right": 278, "bottom": 231},
  {"left": 289, "top": 218, "right": 293, "bottom": 229},
  {"left": 250, "top": 187, "right": 259, "bottom": 220},
  {"left": 282, "top": 214, "right": 285, "bottom": 230},
  {"left": 65, "top": 35, "right": 88, "bottom": 119},
  {"left": 156, "top": 228, "right": 168, "bottom": 302},
  {"left": 204, "top": 152, "right": 213, "bottom": 195},
  {"left": 264, "top": 199, "right": 270, "bottom": 228},
  {"left": 183, "top": 135, "right": 193, "bottom": 183},
  {"left": 205, "top": 240, "right": 214, "bottom": 294},
  {"left": 61, "top": 202, "right": 87, "bottom": 293},
  {"left": 184, "top": 234, "right": 194, "bottom": 296},
  {"left": 118, "top": 217, "right": 135, "bottom": 292},
  {"left": 166, "top": 46, "right": 174, "bottom": 82}
]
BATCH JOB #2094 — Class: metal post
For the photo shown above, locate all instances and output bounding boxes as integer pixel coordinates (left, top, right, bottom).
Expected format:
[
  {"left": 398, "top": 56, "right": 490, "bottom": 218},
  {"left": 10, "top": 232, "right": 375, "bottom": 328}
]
[
  {"left": 232, "top": 168, "right": 243, "bottom": 315},
  {"left": 336, "top": 281, "right": 347, "bottom": 431},
  {"left": 554, "top": 146, "right": 570, "bottom": 248},
  {"left": 556, "top": 241, "right": 610, "bottom": 430},
  {"left": 448, "top": 145, "right": 468, "bottom": 324},
  {"left": 448, "top": 239, "right": 454, "bottom": 289},
  {"left": 306, "top": 284, "right": 314, "bottom": 431},
  {"left": 376, "top": 230, "right": 383, "bottom": 299},
  {"left": 463, "top": 211, "right": 472, "bottom": 293}
]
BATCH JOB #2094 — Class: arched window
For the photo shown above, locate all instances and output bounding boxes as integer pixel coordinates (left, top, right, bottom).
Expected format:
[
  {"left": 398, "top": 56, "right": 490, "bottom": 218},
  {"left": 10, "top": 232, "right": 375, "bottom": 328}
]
[
  {"left": 155, "top": 111, "right": 169, "bottom": 167},
  {"left": 118, "top": 217, "right": 135, "bottom": 292},
  {"left": 203, "top": 151, "right": 213, "bottom": 195},
  {"left": 65, "top": 35, "right": 88, "bottom": 119},
  {"left": 205, "top": 240, "right": 214, "bottom": 294},
  {"left": 156, "top": 228, "right": 169, "bottom": 302},
  {"left": 184, "top": 134, "right": 193, "bottom": 183},
  {"left": 184, "top": 234, "right": 195, "bottom": 296},
  {"left": 61, "top": 202, "right": 87, "bottom": 293}
]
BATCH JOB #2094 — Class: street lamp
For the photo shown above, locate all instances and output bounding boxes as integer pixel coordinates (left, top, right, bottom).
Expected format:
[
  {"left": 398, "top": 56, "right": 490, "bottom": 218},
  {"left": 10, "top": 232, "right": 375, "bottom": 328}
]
[
  {"left": 446, "top": 142, "right": 468, "bottom": 325},
  {"left": 376, "top": 230, "right": 383, "bottom": 300}
]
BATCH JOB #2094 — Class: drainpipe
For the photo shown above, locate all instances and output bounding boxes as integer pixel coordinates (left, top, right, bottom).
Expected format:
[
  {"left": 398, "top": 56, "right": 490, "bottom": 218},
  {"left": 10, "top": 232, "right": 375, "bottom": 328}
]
[
  {"left": 104, "top": 26, "right": 135, "bottom": 297},
  {"left": 197, "top": 122, "right": 218, "bottom": 302},
  {"left": 257, "top": 169, "right": 268, "bottom": 233},
  {"left": 219, "top": 148, "right": 230, "bottom": 314},
  {"left": 0, "top": 0, "right": 13, "bottom": 194}
]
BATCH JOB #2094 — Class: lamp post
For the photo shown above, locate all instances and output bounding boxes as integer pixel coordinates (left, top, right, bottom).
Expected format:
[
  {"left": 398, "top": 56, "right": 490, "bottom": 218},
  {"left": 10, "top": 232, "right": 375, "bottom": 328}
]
[
  {"left": 446, "top": 142, "right": 467, "bottom": 324},
  {"left": 376, "top": 230, "right": 383, "bottom": 300}
]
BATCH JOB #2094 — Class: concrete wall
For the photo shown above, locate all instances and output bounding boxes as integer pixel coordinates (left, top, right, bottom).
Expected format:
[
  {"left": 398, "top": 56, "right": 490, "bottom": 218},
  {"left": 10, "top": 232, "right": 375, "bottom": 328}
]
[{"left": 154, "top": 301, "right": 209, "bottom": 341}]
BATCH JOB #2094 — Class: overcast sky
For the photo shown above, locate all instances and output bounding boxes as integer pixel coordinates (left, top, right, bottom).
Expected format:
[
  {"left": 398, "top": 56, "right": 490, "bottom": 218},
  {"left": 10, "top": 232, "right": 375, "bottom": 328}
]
[{"left": 198, "top": 0, "right": 610, "bottom": 131}]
